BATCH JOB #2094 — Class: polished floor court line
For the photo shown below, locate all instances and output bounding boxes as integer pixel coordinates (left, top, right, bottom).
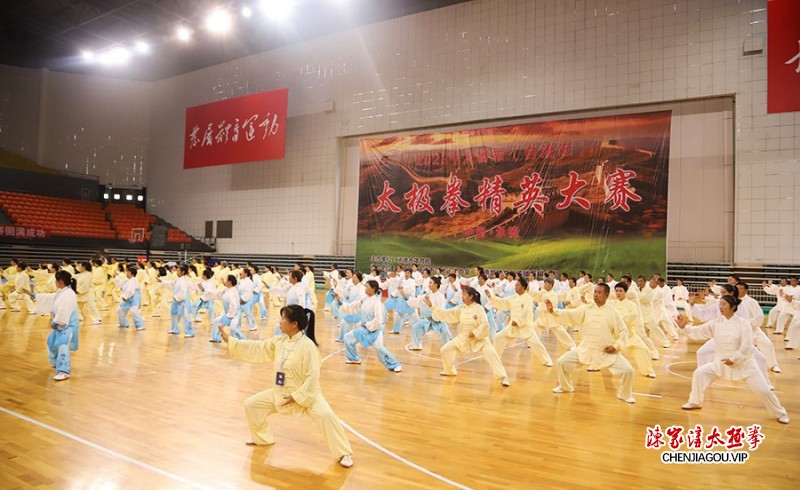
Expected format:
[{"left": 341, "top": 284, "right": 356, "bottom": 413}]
[
  {"left": 0, "top": 294, "right": 798, "bottom": 489},
  {"left": 0, "top": 406, "right": 211, "bottom": 489}
]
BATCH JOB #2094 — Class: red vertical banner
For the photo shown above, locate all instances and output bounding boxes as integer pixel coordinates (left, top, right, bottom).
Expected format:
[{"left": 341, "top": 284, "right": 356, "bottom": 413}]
[
  {"left": 768, "top": 0, "right": 800, "bottom": 114},
  {"left": 183, "top": 88, "right": 288, "bottom": 169}
]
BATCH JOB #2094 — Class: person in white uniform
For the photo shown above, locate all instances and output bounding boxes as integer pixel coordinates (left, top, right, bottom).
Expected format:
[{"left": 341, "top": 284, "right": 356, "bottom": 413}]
[{"left": 677, "top": 295, "right": 789, "bottom": 424}]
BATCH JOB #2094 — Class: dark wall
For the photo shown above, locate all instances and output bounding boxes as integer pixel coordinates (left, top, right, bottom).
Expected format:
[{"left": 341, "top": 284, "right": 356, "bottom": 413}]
[{"left": 0, "top": 167, "right": 99, "bottom": 201}]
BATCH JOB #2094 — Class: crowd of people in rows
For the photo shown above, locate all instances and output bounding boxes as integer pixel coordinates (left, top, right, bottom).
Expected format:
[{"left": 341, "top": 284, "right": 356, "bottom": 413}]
[{"left": 2, "top": 257, "right": 796, "bottom": 466}]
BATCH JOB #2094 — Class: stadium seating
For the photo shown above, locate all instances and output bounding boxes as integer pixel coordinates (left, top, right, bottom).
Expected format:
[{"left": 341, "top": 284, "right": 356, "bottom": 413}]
[
  {"left": 0, "top": 191, "right": 194, "bottom": 243},
  {"left": 0, "top": 190, "right": 116, "bottom": 239}
]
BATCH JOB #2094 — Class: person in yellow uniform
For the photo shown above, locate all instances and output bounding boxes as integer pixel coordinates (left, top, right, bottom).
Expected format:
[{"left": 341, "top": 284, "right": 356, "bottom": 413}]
[
  {"left": 75, "top": 262, "right": 102, "bottom": 324},
  {"left": 486, "top": 277, "right": 553, "bottom": 368},
  {"left": 219, "top": 304, "right": 354, "bottom": 468},
  {"left": 545, "top": 283, "right": 636, "bottom": 404},
  {"left": 610, "top": 282, "right": 656, "bottom": 378},
  {"left": 427, "top": 287, "right": 510, "bottom": 387},
  {"left": 1, "top": 258, "right": 20, "bottom": 304},
  {"left": 8, "top": 261, "right": 35, "bottom": 314},
  {"left": 90, "top": 259, "right": 109, "bottom": 311},
  {"left": 527, "top": 278, "right": 576, "bottom": 351},
  {"left": 636, "top": 276, "right": 671, "bottom": 348}
]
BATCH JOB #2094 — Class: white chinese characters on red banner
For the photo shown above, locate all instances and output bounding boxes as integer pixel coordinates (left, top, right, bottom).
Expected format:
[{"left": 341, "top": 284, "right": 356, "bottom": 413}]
[
  {"left": 0, "top": 226, "right": 48, "bottom": 239},
  {"left": 183, "top": 88, "right": 288, "bottom": 169},
  {"left": 767, "top": 0, "right": 800, "bottom": 113}
]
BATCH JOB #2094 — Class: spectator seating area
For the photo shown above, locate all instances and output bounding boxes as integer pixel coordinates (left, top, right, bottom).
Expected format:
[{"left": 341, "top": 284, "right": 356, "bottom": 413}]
[
  {"left": 0, "top": 190, "right": 193, "bottom": 243},
  {"left": 0, "top": 190, "right": 116, "bottom": 239}
]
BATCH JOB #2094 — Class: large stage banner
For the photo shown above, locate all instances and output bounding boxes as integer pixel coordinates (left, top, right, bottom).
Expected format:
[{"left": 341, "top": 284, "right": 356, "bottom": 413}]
[
  {"left": 183, "top": 88, "right": 288, "bottom": 169},
  {"left": 767, "top": 0, "right": 800, "bottom": 114},
  {"left": 356, "top": 111, "right": 671, "bottom": 276}
]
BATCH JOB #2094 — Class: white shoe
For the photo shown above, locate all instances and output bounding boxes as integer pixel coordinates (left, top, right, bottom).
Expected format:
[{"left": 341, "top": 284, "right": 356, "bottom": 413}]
[
  {"left": 771, "top": 366, "right": 782, "bottom": 373},
  {"left": 544, "top": 361, "right": 554, "bottom": 367},
  {"left": 393, "top": 366, "right": 403, "bottom": 373},
  {"left": 345, "top": 360, "right": 361, "bottom": 365},
  {"left": 501, "top": 377, "right": 510, "bottom": 387},
  {"left": 92, "top": 319, "right": 102, "bottom": 325},
  {"left": 29, "top": 311, "right": 38, "bottom": 315},
  {"left": 151, "top": 313, "right": 161, "bottom": 317},
  {"left": 184, "top": 335, "right": 195, "bottom": 338},
  {"left": 0, "top": 305, "right": 6, "bottom": 309},
  {"left": 651, "top": 355, "right": 660, "bottom": 361},
  {"left": 646, "top": 373, "right": 657, "bottom": 378},
  {"left": 618, "top": 396, "right": 636, "bottom": 404},
  {"left": 339, "top": 454, "right": 354, "bottom": 468},
  {"left": 192, "top": 319, "right": 201, "bottom": 323},
  {"left": 53, "top": 372, "right": 70, "bottom": 381},
  {"left": 11, "top": 308, "right": 20, "bottom": 312},
  {"left": 552, "top": 386, "right": 574, "bottom": 393},
  {"left": 681, "top": 402, "right": 702, "bottom": 410},
  {"left": 439, "top": 371, "right": 456, "bottom": 377},
  {"left": 249, "top": 327, "right": 258, "bottom": 331},
  {"left": 778, "top": 415, "right": 790, "bottom": 424},
  {"left": 661, "top": 343, "right": 671, "bottom": 348},
  {"left": 672, "top": 336, "right": 679, "bottom": 341}
]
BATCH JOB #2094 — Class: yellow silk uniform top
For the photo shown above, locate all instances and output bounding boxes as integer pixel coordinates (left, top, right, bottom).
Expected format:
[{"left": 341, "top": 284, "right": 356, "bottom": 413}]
[
  {"left": 228, "top": 332, "right": 323, "bottom": 415},
  {"left": 527, "top": 289, "right": 563, "bottom": 328},
  {"left": 75, "top": 271, "right": 92, "bottom": 302},
  {"left": 489, "top": 293, "right": 536, "bottom": 336},
  {"left": 610, "top": 298, "right": 648, "bottom": 349},
  {"left": 635, "top": 287, "right": 657, "bottom": 324},
  {"left": 430, "top": 302, "right": 490, "bottom": 352},
  {"left": 553, "top": 303, "right": 628, "bottom": 369},
  {"left": 92, "top": 266, "right": 106, "bottom": 287}
]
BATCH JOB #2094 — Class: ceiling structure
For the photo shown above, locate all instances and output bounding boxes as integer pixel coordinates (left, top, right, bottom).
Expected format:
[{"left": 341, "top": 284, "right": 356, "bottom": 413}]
[{"left": 0, "top": 0, "right": 472, "bottom": 81}]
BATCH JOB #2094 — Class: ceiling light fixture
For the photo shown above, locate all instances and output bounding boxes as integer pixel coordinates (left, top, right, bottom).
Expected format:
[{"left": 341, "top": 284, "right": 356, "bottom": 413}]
[
  {"left": 206, "top": 8, "right": 233, "bottom": 34},
  {"left": 260, "top": 0, "right": 294, "bottom": 21},
  {"left": 176, "top": 25, "right": 192, "bottom": 42}
]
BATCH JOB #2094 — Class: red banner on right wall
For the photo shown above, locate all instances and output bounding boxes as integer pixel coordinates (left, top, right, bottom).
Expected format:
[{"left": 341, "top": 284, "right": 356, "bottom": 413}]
[{"left": 768, "top": 0, "right": 800, "bottom": 114}]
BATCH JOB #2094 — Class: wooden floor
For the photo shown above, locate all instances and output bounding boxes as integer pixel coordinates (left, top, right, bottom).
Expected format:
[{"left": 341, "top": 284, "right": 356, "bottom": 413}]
[{"left": 1, "top": 293, "right": 798, "bottom": 489}]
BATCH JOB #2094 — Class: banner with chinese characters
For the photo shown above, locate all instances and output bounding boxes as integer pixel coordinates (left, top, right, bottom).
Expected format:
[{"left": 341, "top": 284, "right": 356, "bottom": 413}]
[
  {"left": 767, "top": 0, "right": 800, "bottom": 114},
  {"left": 183, "top": 88, "right": 288, "bottom": 169},
  {"left": 355, "top": 111, "right": 671, "bottom": 276},
  {"left": 0, "top": 226, "right": 49, "bottom": 239}
]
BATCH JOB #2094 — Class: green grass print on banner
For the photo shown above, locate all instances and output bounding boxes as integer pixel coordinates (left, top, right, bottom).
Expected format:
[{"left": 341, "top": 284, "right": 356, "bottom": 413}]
[{"left": 355, "top": 235, "right": 666, "bottom": 277}]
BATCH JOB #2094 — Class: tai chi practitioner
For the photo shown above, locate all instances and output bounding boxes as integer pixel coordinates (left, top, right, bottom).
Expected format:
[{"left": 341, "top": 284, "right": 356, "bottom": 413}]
[
  {"left": 75, "top": 262, "right": 102, "bottom": 324},
  {"left": 671, "top": 278, "right": 693, "bottom": 321},
  {"left": 737, "top": 282, "right": 780, "bottom": 373},
  {"left": 43, "top": 271, "right": 80, "bottom": 381},
  {"left": 528, "top": 278, "right": 576, "bottom": 351},
  {"left": 7, "top": 261, "right": 35, "bottom": 314},
  {"left": 610, "top": 283, "right": 656, "bottom": 378},
  {"left": 274, "top": 270, "right": 308, "bottom": 336},
  {"left": 547, "top": 284, "right": 636, "bottom": 404},
  {"left": 762, "top": 279, "right": 788, "bottom": 333},
  {"left": 339, "top": 280, "right": 402, "bottom": 372},
  {"left": 118, "top": 265, "right": 146, "bottom": 331},
  {"left": 487, "top": 277, "right": 553, "bottom": 368},
  {"left": 428, "top": 287, "right": 510, "bottom": 387},
  {"left": 677, "top": 295, "right": 789, "bottom": 424},
  {"left": 212, "top": 275, "right": 244, "bottom": 342},
  {"left": 219, "top": 304, "right": 355, "bottom": 467},
  {"left": 391, "top": 269, "right": 416, "bottom": 334},
  {"left": 91, "top": 259, "right": 109, "bottom": 311},
  {"left": 167, "top": 265, "right": 194, "bottom": 338},
  {"left": 238, "top": 268, "right": 257, "bottom": 331},
  {"left": 334, "top": 272, "right": 365, "bottom": 343},
  {"left": 407, "top": 276, "right": 452, "bottom": 351},
  {"left": 192, "top": 269, "right": 218, "bottom": 323}
]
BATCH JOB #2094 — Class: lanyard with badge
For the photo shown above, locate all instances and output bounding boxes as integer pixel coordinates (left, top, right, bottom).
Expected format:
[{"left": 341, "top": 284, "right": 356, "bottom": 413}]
[{"left": 276, "top": 333, "right": 304, "bottom": 386}]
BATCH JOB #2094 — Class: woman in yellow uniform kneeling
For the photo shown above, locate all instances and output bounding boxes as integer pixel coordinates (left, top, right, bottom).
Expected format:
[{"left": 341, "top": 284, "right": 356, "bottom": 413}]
[{"left": 219, "top": 304, "right": 354, "bottom": 468}]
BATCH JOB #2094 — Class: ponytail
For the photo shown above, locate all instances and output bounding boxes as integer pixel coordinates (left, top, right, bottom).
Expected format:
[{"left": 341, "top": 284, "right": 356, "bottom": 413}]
[
  {"left": 304, "top": 308, "right": 317, "bottom": 346},
  {"left": 70, "top": 278, "right": 78, "bottom": 292}
]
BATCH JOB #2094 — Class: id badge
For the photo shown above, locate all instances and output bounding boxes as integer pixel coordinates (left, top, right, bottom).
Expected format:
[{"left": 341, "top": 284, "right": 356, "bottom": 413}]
[{"left": 275, "top": 371, "right": 286, "bottom": 386}]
